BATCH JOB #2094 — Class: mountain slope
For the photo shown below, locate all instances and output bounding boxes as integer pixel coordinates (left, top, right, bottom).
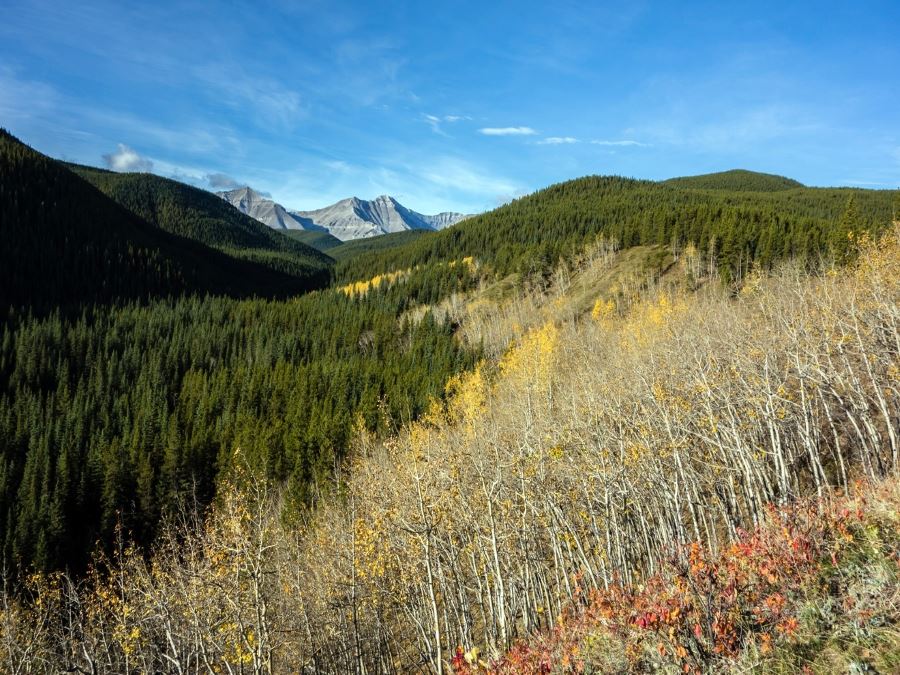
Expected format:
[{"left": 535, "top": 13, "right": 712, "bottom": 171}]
[
  {"left": 218, "top": 187, "right": 469, "bottom": 241},
  {"left": 282, "top": 229, "right": 343, "bottom": 252},
  {"left": 218, "top": 186, "right": 319, "bottom": 230},
  {"left": 70, "top": 167, "right": 334, "bottom": 281},
  {"left": 292, "top": 195, "right": 468, "bottom": 241},
  {"left": 0, "top": 130, "right": 328, "bottom": 312},
  {"left": 328, "top": 229, "right": 432, "bottom": 261},
  {"left": 662, "top": 168, "right": 804, "bottom": 191},
  {"left": 421, "top": 210, "right": 471, "bottom": 230},
  {"left": 0, "top": 131, "right": 182, "bottom": 311}
]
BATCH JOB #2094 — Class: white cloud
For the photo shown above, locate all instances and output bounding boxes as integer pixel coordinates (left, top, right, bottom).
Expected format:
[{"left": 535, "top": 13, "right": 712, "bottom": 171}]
[
  {"left": 424, "top": 114, "right": 445, "bottom": 135},
  {"left": 590, "top": 139, "right": 648, "bottom": 147},
  {"left": 479, "top": 126, "right": 537, "bottom": 136},
  {"left": 424, "top": 113, "right": 471, "bottom": 135},
  {"left": 102, "top": 144, "right": 153, "bottom": 172},
  {"left": 538, "top": 136, "right": 579, "bottom": 145}
]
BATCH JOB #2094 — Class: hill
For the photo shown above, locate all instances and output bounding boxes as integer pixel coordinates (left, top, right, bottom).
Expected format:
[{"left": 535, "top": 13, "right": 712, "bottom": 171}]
[
  {"left": 70, "top": 166, "right": 334, "bottom": 282},
  {"left": 662, "top": 168, "right": 804, "bottom": 191},
  {"left": 336, "top": 173, "right": 896, "bottom": 288},
  {"left": 0, "top": 130, "right": 328, "bottom": 312},
  {"left": 0, "top": 134, "right": 476, "bottom": 573},
  {"left": 282, "top": 229, "right": 343, "bottom": 252},
  {"left": 328, "top": 229, "right": 431, "bottom": 261}
]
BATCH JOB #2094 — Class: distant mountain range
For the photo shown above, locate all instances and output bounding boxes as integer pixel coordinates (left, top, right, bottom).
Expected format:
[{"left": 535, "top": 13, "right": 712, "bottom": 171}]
[{"left": 218, "top": 187, "right": 470, "bottom": 241}]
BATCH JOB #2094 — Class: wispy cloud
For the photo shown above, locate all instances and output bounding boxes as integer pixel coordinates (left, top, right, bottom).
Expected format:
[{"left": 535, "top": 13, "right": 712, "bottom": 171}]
[
  {"left": 325, "top": 37, "right": 410, "bottom": 106},
  {"left": 590, "top": 139, "right": 648, "bottom": 147},
  {"left": 424, "top": 113, "right": 471, "bottom": 135},
  {"left": 419, "top": 157, "right": 520, "bottom": 196},
  {"left": 191, "top": 64, "right": 307, "bottom": 131},
  {"left": 535, "top": 136, "right": 649, "bottom": 147},
  {"left": 206, "top": 172, "right": 241, "bottom": 189},
  {"left": 479, "top": 126, "right": 537, "bottom": 136},
  {"left": 538, "top": 136, "right": 578, "bottom": 145},
  {"left": 103, "top": 143, "right": 153, "bottom": 172},
  {"left": 424, "top": 114, "right": 446, "bottom": 135},
  {"left": 324, "top": 159, "right": 351, "bottom": 172},
  {"left": 634, "top": 105, "right": 818, "bottom": 152},
  {"left": 0, "top": 66, "right": 59, "bottom": 121}
]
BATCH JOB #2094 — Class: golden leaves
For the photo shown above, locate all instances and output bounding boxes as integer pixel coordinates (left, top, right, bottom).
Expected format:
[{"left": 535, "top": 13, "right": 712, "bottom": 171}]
[
  {"left": 499, "top": 320, "right": 559, "bottom": 390},
  {"left": 338, "top": 268, "right": 411, "bottom": 297}
]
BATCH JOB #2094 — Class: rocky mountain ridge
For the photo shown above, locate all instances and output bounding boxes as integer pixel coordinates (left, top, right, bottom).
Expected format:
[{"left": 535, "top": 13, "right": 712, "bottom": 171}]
[{"left": 218, "top": 187, "right": 469, "bottom": 241}]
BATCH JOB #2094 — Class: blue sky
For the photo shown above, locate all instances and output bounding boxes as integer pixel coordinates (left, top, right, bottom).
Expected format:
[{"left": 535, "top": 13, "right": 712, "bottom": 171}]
[{"left": 1, "top": 0, "right": 898, "bottom": 214}]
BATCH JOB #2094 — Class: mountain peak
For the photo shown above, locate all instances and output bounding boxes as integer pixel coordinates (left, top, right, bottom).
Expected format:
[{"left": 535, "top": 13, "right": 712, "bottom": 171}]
[
  {"left": 292, "top": 194, "right": 468, "bottom": 241},
  {"left": 218, "top": 187, "right": 470, "bottom": 241},
  {"left": 217, "top": 186, "right": 316, "bottom": 231}
]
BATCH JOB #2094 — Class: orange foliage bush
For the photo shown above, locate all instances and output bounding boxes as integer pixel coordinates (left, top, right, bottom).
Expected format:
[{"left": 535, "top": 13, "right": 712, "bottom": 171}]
[{"left": 454, "top": 479, "right": 900, "bottom": 674}]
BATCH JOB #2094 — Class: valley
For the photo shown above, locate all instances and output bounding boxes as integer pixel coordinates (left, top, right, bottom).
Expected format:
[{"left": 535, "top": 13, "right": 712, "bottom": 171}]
[{"left": 0, "top": 130, "right": 897, "bottom": 672}]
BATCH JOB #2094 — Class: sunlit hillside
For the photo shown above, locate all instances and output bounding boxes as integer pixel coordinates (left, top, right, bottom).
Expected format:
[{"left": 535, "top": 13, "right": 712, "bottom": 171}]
[{"left": 3, "top": 220, "right": 897, "bottom": 672}]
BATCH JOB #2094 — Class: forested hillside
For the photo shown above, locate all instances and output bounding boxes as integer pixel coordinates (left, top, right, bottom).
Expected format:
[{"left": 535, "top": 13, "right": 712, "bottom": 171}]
[
  {"left": 1, "top": 130, "right": 184, "bottom": 310},
  {"left": 283, "top": 229, "right": 344, "bottom": 252},
  {"left": 0, "top": 289, "right": 475, "bottom": 571},
  {"left": 2, "top": 222, "right": 896, "bottom": 673},
  {"left": 662, "top": 168, "right": 804, "bottom": 191},
  {"left": 338, "top": 173, "right": 897, "bottom": 287},
  {"left": 0, "top": 131, "right": 330, "bottom": 312},
  {"left": 329, "top": 229, "right": 430, "bottom": 261},
  {"left": 70, "top": 164, "right": 334, "bottom": 284},
  {"left": 0, "top": 132, "right": 479, "bottom": 572}
]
